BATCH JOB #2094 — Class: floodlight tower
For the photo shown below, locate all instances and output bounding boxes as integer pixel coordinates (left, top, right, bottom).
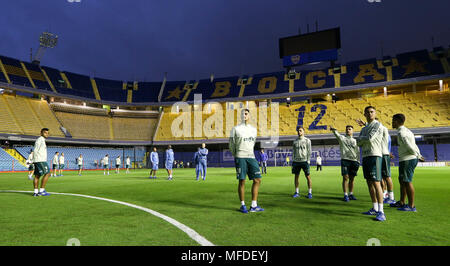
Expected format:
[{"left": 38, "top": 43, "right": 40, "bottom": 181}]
[{"left": 32, "top": 32, "right": 58, "bottom": 65}]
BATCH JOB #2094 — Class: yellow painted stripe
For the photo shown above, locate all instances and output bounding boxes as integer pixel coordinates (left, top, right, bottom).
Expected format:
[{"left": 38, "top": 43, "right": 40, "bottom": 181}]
[
  {"left": 60, "top": 72, "right": 72, "bottom": 89},
  {"left": 40, "top": 67, "right": 57, "bottom": 93},
  {"left": 20, "top": 62, "right": 36, "bottom": 88},
  {"left": 0, "top": 59, "right": 11, "bottom": 84}
]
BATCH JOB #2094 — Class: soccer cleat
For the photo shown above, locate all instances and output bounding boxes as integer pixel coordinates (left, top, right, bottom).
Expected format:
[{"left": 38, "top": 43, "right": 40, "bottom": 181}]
[
  {"left": 385, "top": 199, "right": 396, "bottom": 205},
  {"left": 362, "top": 208, "right": 377, "bottom": 215},
  {"left": 249, "top": 206, "right": 264, "bottom": 212},
  {"left": 292, "top": 192, "right": 300, "bottom": 198},
  {"left": 349, "top": 195, "right": 357, "bottom": 200},
  {"left": 397, "top": 205, "right": 417, "bottom": 212},
  {"left": 343, "top": 195, "right": 349, "bottom": 202},
  {"left": 38, "top": 190, "right": 51, "bottom": 196},
  {"left": 240, "top": 205, "right": 248, "bottom": 213},
  {"left": 306, "top": 193, "right": 312, "bottom": 199},
  {"left": 373, "top": 212, "right": 386, "bottom": 221},
  {"left": 28, "top": 175, "right": 33, "bottom": 180},
  {"left": 32, "top": 193, "right": 40, "bottom": 197},
  {"left": 389, "top": 201, "right": 403, "bottom": 208}
]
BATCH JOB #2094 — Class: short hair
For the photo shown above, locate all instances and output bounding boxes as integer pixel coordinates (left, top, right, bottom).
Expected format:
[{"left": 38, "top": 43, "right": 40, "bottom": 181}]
[
  {"left": 41, "top": 128, "right": 49, "bottom": 133},
  {"left": 296, "top": 126, "right": 304, "bottom": 131},
  {"left": 364, "top": 106, "right": 376, "bottom": 113},
  {"left": 244, "top": 108, "right": 250, "bottom": 113},
  {"left": 346, "top": 125, "right": 353, "bottom": 130},
  {"left": 393, "top": 113, "right": 405, "bottom": 124},
  {"left": 168, "top": 145, "right": 172, "bottom": 149}
]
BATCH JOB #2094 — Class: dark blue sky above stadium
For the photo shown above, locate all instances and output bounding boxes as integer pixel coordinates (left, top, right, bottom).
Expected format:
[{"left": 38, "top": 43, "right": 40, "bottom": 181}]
[{"left": 0, "top": 0, "right": 448, "bottom": 82}]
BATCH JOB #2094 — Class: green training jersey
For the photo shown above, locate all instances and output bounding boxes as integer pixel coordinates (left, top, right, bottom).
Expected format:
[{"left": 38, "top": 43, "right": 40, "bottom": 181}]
[{"left": 229, "top": 123, "right": 257, "bottom": 159}]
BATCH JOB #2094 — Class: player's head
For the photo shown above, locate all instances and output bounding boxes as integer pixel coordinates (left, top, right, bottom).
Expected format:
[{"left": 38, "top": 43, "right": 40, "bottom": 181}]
[
  {"left": 79, "top": 154, "right": 82, "bottom": 157},
  {"left": 201, "top": 143, "right": 206, "bottom": 148},
  {"left": 168, "top": 145, "right": 172, "bottom": 150},
  {"left": 61, "top": 153, "right": 64, "bottom": 156},
  {"left": 40, "top": 128, "right": 49, "bottom": 138},
  {"left": 261, "top": 148, "right": 264, "bottom": 153},
  {"left": 241, "top": 108, "right": 250, "bottom": 123},
  {"left": 55, "top": 152, "right": 59, "bottom": 155},
  {"left": 345, "top": 125, "right": 354, "bottom": 136},
  {"left": 392, "top": 113, "right": 405, "bottom": 129},
  {"left": 364, "top": 106, "right": 376, "bottom": 122},
  {"left": 153, "top": 147, "right": 157, "bottom": 152},
  {"left": 297, "top": 126, "right": 305, "bottom": 137}
]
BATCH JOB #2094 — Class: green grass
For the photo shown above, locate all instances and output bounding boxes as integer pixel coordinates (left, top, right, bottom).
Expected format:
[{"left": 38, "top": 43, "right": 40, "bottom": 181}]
[{"left": 0, "top": 166, "right": 449, "bottom": 246}]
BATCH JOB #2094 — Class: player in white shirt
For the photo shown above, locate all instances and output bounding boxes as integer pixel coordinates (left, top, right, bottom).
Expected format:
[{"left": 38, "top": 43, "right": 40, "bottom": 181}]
[
  {"left": 77, "top": 154, "right": 83, "bottom": 176},
  {"left": 356, "top": 106, "right": 386, "bottom": 222},
  {"left": 51, "top": 152, "right": 59, "bottom": 177},
  {"left": 115, "top": 156, "right": 121, "bottom": 174},
  {"left": 102, "top": 154, "right": 110, "bottom": 175},
  {"left": 58, "top": 152, "right": 65, "bottom": 177},
  {"left": 391, "top": 113, "right": 425, "bottom": 212},
  {"left": 26, "top": 150, "right": 34, "bottom": 180},
  {"left": 32, "top": 128, "right": 51, "bottom": 196},
  {"left": 125, "top": 156, "right": 131, "bottom": 174}
]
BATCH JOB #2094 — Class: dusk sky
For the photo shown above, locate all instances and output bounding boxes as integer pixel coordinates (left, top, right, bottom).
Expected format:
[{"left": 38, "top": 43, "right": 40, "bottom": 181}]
[{"left": 1, "top": 0, "right": 449, "bottom": 82}]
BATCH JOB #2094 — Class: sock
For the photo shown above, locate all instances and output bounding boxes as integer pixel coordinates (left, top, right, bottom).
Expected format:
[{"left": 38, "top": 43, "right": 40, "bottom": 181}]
[
  {"left": 373, "top": 203, "right": 379, "bottom": 212},
  {"left": 308, "top": 189, "right": 312, "bottom": 194},
  {"left": 251, "top": 201, "right": 257, "bottom": 208},
  {"left": 389, "top": 191, "right": 394, "bottom": 200},
  {"left": 39, "top": 188, "right": 45, "bottom": 192},
  {"left": 378, "top": 203, "right": 384, "bottom": 213},
  {"left": 295, "top": 188, "right": 299, "bottom": 193},
  {"left": 344, "top": 192, "right": 348, "bottom": 196},
  {"left": 34, "top": 189, "right": 38, "bottom": 194},
  {"left": 350, "top": 192, "right": 353, "bottom": 195},
  {"left": 241, "top": 201, "right": 245, "bottom": 206}
]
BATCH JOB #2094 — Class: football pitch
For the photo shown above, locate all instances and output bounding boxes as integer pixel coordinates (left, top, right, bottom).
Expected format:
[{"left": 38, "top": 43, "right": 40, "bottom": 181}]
[{"left": 0, "top": 166, "right": 449, "bottom": 246}]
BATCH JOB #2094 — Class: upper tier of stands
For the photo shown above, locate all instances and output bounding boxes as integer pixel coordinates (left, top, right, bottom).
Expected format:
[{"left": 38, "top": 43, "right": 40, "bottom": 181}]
[
  {"left": 153, "top": 91, "right": 450, "bottom": 141},
  {"left": 1, "top": 47, "right": 449, "bottom": 103}
]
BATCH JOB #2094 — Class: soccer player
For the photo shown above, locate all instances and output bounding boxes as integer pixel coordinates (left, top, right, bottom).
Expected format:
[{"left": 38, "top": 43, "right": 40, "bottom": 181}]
[
  {"left": 77, "top": 154, "right": 83, "bottom": 176},
  {"left": 331, "top": 125, "right": 360, "bottom": 202},
  {"left": 229, "top": 108, "right": 263, "bottom": 213},
  {"left": 115, "top": 155, "right": 121, "bottom": 174},
  {"left": 165, "top": 145, "right": 174, "bottom": 180},
  {"left": 125, "top": 156, "right": 131, "bottom": 174},
  {"left": 26, "top": 150, "right": 34, "bottom": 180},
  {"left": 51, "top": 152, "right": 59, "bottom": 177},
  {"left": 58, "top": 152, "right": 65, "bottom": 177},
  {"left": 292, "top": 127, "right": 312, "bottom": 199},
  {"left": 198, "top": 143, "right": 208, "bottom": 181},
  {"left": 356, "top": 106, "right": 385, "bottom": 221},
  {"left": 379, "top": 121, "right": 396, "bottom": 204},
  {"left": 194, "top": 148, "right": 200, "bottom": 180},
  {"left": 316, "top": 155, "right": 322, "bottom": 171},
  {"left": 102, "top": 154, "right": 110, "bottom": 175},
  {"left": 32, "top": 128, "right": 51, "bottom": 196},
  {"left": 391, "top": 113, "right": 425, "bottom": 212},
  {"left": 259, "top": 148, "right": 268, "bottom": 174},
  {"left": 149, "top": 147, "right": 159, "bottom": 179}
]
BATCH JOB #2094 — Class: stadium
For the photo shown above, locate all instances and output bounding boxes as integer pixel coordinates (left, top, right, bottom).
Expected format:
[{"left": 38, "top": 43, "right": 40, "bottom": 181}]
[{"left": 0, "top": 0, "right": 449, "bottom": 255}]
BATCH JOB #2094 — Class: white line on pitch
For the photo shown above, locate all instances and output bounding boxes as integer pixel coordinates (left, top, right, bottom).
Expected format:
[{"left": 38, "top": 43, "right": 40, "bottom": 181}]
[{"left": 0, "top": 190, "right": 214, "bottom": 246}]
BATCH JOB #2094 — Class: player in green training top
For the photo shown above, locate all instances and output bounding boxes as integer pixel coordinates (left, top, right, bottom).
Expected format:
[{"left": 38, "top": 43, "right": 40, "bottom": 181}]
[
  {"left": 391, "top": 113, "right": 425, "bottom": 212},
  {"left": 291, "top": 127, "right": 312, "bottom": 199},
  {"left": 356, "top": 106, "right": 385, "bottom": 221},
  {"left": 32, "top": 128, "right": 51, "bottom": 196},
  {"left": 229, "top": 108, "right": 263, "bottom": 213},
  {"left": 330, "top": 125, "right": 360, "bottom": 202}
]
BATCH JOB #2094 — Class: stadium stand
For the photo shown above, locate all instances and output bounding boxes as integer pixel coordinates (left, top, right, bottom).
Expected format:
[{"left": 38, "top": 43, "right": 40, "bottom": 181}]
[
  {"left": 0, "top": 147, "right": 27, "bottom": 171},
  {"left": 94, "top": 77, "right": 127, "bottom": 102}
]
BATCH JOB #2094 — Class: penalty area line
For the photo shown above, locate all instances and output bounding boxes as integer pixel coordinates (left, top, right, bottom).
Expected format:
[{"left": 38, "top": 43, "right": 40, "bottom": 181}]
[{"left": 0, "top": 190, "right": 214, "bottom": 246}]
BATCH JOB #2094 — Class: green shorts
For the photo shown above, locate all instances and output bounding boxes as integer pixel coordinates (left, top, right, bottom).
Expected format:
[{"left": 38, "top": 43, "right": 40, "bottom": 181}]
[
  {"left": 341, "top": 159, "right": 359, "bottom": 177},
  {"left": 292, "top": 161, "right": 310, "bottom": 176},
  {"left": 362, "top": 156, "right": 382, "bottom": 182},
  {"left": 28, "top": 164, "right": 34, "bottom": 171},
  {"left": 33, "top": 162, "right": 50, "bottom": 176},
  {"left": 59, "top": 164, "right": 65, "bottom": 170},
  {"left": 381, "top": 155, "right": 391, "bottom": 178},
  {"left": 399, "top": 159, "right": 418, "bottom": 183},
  {"left": 235, "top": 158, "right": 262, "bottom": 180}
]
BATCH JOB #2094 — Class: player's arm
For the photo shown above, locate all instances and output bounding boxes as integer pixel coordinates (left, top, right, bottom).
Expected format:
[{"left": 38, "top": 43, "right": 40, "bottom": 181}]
[
  {"left": 330, "top": 126, "right": 344, "bottom": 143},
  {"left": 357, "top": 122, "right": 381, "bottom": 145},
  {"left": 400, "top": 131, "right": 425, "bottom": 161},
  {"left": 228, "top": 128, "right": 236, "bottom": 157}
]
